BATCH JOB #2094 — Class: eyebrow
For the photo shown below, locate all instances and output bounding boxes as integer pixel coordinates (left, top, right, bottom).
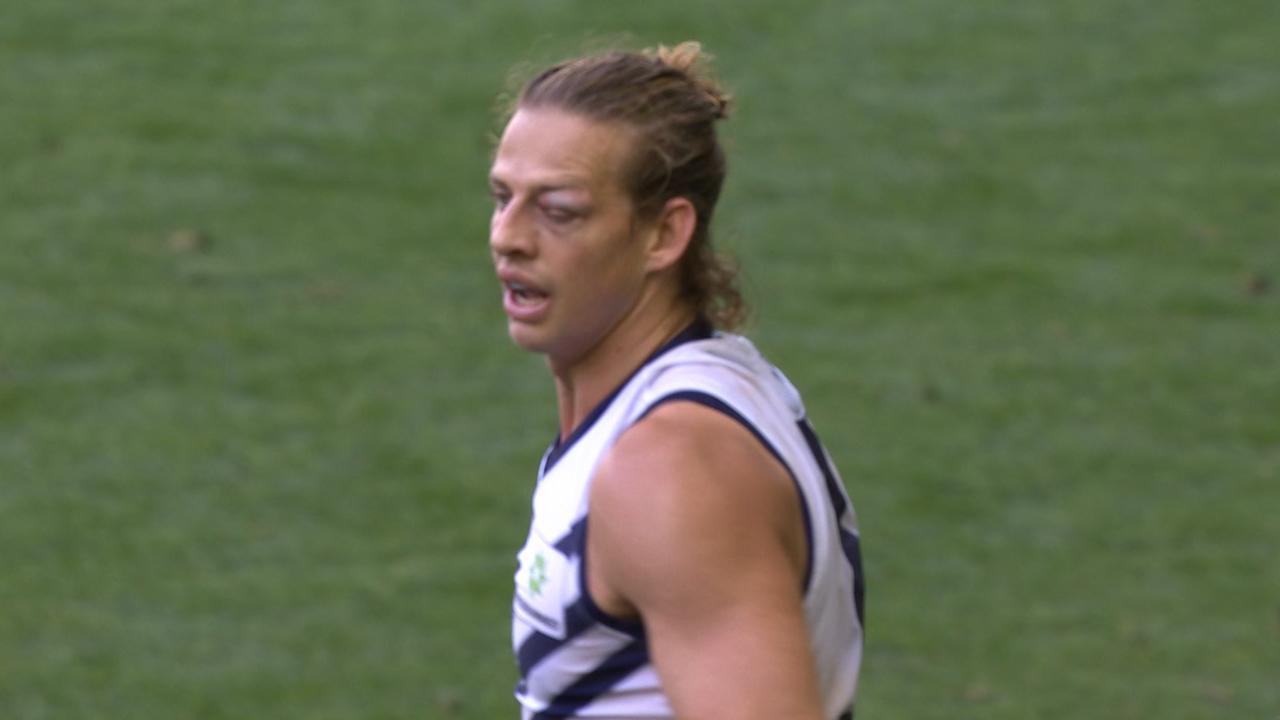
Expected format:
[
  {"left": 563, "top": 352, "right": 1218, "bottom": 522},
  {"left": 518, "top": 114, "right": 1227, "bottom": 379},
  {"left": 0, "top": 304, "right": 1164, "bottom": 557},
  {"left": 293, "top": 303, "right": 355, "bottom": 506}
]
[{"left": 489, "top": 171, "right": 591, "bottom": 194}]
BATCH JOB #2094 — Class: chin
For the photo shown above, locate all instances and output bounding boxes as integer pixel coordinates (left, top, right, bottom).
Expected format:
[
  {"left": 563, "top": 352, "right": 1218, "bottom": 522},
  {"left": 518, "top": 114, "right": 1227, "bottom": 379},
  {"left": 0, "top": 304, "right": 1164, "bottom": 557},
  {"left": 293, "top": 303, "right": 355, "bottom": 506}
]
[{"left": 507, "top": 322, "right": 549, "bottom": 354}]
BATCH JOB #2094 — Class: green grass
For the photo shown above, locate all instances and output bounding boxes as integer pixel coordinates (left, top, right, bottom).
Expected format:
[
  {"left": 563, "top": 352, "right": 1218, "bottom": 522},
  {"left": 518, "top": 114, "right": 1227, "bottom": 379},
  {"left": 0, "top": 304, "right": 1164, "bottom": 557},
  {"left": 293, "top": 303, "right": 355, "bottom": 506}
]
[{"left": 2, "top": 1, "right": 1277, "bottom": 717}]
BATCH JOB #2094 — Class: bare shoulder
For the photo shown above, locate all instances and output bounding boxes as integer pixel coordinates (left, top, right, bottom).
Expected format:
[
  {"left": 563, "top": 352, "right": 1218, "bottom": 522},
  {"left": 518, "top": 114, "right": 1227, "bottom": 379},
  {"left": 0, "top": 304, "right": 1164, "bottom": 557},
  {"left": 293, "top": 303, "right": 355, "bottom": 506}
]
[
  {"left": 592, "top": 399, "right": 794, "bottom": 527},
  {"left": 586, "top": 399, "right": 823, "bottom": 718},
  {"left": 588, "top": 399, "right": 806, "bottom": 614}
]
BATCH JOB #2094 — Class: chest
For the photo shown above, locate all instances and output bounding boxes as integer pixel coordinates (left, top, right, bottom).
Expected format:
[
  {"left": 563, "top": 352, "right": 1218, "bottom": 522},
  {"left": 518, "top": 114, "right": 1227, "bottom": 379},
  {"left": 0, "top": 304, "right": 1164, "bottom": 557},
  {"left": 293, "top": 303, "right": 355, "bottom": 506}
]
[{"left": 511, "top": 433, "right": 608, "bottom": 638}]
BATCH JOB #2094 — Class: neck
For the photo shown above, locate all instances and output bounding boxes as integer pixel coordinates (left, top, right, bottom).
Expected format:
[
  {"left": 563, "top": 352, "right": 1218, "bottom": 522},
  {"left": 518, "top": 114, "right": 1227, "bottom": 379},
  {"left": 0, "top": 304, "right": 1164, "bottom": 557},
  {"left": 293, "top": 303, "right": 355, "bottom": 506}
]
[{"left": 550, "top": 293, "right": 697, "bottom": 440}]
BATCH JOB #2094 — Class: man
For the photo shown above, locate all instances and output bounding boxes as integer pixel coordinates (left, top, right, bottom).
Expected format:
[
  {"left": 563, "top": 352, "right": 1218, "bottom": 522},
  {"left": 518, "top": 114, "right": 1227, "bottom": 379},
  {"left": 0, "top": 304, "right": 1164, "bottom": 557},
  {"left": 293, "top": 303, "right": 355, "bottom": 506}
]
[{"left": 491, "top": 42, "right": 864, "bottom": 719}]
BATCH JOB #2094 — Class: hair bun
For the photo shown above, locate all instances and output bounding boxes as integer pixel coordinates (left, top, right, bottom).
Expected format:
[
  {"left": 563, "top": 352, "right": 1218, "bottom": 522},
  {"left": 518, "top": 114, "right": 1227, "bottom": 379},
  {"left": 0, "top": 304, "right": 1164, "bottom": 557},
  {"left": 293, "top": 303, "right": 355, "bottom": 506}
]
[
  {"left": 652, "top": 41, "right": 703, "bottom": 73},
  {"left": 649, "top": 41, "right": 732, "bottom": 120}
]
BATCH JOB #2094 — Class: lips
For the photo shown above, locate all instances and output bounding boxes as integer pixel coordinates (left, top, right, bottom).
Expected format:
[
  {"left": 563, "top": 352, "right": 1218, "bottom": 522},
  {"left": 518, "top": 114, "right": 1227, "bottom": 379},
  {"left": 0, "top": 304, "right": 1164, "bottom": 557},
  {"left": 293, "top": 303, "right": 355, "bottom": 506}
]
[{"left": 499, "top": 271, "right": 550, "bottom": 323}]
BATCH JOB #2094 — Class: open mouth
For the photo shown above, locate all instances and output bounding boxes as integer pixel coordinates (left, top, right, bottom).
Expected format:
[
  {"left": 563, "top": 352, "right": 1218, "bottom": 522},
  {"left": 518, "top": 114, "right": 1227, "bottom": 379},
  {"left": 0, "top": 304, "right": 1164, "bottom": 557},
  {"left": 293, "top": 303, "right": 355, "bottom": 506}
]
[
  {"left": 507, "top": 281, "right": 548, "bottom": 306},
  {"left": 502, "top": 279, "right": 551, "bottom": 321}
]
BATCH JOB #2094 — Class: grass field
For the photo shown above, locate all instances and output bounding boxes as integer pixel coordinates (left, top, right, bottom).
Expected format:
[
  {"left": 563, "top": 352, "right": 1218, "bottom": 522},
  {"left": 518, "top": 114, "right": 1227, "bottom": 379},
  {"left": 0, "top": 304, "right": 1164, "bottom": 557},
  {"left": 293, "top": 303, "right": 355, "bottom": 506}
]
[{"left": 2, "top": 1, "right": 1278, "bottom": 718}]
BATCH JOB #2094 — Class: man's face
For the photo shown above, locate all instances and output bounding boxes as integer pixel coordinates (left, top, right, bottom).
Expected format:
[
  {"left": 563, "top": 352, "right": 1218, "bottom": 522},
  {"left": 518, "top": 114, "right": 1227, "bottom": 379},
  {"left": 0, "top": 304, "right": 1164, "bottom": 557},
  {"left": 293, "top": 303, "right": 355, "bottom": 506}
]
[{"left": 488, "top": 108, "right": 652, "bottom": 368}]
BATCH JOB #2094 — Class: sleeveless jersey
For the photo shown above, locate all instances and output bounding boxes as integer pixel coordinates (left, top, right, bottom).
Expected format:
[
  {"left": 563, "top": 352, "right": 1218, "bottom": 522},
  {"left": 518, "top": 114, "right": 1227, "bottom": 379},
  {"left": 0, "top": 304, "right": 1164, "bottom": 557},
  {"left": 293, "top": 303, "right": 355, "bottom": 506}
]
[{"left": 512, "top": 324, "right": 865, "bottom": 719}]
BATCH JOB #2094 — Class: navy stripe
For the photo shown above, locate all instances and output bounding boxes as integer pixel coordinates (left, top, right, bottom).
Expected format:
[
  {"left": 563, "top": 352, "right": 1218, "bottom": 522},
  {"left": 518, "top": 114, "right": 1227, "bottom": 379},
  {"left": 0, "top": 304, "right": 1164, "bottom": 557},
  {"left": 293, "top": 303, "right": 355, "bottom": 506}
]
[
  {"left": 799, "top": 419, "right": 849, "bottom": 518},
  {"left": 553, "top": 518, "right": 586, "bottom": 557},
  {"left": 640, "top": 390, "right": 815, "bottom": 593},
  {"left": 577, "top": 519, "right": 647, "bottom": 637},
  {"left": 516, "top": 595, "right": 599, "bottom": 676},
  {"left": 842, "top": 530, "right": 866, "bottom": 627},
  {"left": 798, "top": 419, "right": 866, "bottom": 628},
  {"left": 532, "top": 639, "right": 649, "bottom": 719},
  {"left": 541, "top": 318, "right": 713, "bottom": 473}
]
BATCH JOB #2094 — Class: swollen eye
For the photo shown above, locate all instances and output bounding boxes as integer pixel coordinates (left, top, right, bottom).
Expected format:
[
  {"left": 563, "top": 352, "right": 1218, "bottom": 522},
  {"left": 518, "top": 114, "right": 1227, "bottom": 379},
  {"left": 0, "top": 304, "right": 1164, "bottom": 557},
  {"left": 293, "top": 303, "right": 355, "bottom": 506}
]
[{"left": 542, "top": 206, "right": 577, "bottom": 222}]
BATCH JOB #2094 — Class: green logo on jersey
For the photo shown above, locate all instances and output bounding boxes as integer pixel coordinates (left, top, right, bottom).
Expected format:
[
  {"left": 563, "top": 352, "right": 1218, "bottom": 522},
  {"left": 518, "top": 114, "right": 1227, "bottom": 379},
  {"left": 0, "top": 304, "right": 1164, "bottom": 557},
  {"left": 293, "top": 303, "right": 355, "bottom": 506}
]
[{"left": 528, "top": 552, "right": 548, "bottom": 596}]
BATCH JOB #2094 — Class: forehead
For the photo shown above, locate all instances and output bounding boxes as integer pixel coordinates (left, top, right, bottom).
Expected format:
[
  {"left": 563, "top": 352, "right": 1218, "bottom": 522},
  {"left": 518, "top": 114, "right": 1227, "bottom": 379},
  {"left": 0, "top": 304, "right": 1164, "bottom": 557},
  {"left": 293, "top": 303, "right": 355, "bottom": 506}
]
[{"left": 490, "top": 108, "right": 634, "bottom": 192}]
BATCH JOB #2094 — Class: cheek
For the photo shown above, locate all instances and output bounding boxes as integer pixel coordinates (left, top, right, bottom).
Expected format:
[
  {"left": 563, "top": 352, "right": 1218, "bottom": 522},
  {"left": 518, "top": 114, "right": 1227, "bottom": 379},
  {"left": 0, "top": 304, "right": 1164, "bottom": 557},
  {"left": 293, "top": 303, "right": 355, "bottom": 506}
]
[
  {"left": 553, "top": 245, "right": 639, "bottom": 321},
  {"left": 584, "top": 246, "right": 644, "bottom": 301},
  {"left": 549, "top": 214, "right": 645, "bottom": 302}
]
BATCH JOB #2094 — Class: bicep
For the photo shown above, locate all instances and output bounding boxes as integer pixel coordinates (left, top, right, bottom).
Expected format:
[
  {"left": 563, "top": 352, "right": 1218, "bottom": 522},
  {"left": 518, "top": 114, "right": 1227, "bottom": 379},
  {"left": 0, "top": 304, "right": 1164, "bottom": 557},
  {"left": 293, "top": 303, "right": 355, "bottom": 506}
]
[{"left": 589, "top": 403, "right": 823, "bottom": 720}]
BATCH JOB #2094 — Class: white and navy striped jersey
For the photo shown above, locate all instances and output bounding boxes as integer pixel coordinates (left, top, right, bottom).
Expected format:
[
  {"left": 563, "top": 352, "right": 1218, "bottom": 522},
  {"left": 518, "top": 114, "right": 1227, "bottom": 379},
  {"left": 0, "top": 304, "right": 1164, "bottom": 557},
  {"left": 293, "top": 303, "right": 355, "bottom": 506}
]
[{"left": 512, "top": 321, "right": 865, "bottom": 719}]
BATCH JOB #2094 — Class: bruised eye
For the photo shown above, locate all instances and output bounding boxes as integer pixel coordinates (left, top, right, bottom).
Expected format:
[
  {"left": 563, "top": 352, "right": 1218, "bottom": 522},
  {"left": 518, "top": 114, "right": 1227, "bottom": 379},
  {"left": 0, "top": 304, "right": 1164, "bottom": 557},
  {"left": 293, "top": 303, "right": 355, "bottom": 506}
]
[{"left": 541, "top": 205, "right": 582, "bottom": 224}]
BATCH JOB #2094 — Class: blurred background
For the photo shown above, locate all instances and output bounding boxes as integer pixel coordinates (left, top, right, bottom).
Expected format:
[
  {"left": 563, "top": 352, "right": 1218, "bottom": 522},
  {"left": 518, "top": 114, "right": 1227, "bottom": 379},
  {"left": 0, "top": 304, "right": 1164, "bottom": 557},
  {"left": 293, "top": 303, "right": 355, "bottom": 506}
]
[{"left": 1, "top": 1, "right": 1277, "bottom": 717}]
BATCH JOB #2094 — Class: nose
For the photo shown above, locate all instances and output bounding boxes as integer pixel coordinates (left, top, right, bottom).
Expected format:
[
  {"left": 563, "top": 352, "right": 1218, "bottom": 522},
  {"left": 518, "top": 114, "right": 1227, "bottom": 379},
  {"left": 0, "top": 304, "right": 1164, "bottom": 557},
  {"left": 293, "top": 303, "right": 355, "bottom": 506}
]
[{"left": 489, "top": 202, "right": 534, "bottom": 259}]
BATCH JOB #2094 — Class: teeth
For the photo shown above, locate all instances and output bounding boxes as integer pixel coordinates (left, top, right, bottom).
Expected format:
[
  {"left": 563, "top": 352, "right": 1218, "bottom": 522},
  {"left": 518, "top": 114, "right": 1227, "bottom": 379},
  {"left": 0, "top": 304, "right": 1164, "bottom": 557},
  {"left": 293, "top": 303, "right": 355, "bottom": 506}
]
[
  {"left": 508, "top": 281, "right": 541, "bottom": 296},
  {"left": 507, "top": 281, "right": 540, "bottom": 305}
]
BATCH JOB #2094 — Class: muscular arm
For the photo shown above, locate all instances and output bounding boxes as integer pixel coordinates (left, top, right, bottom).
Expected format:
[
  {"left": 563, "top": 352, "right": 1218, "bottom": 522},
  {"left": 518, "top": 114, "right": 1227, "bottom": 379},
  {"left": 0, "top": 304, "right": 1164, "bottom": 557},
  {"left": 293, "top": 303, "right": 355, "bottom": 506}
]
[{"left": 587, "top": 401, "right": 825, "bottom": 720}]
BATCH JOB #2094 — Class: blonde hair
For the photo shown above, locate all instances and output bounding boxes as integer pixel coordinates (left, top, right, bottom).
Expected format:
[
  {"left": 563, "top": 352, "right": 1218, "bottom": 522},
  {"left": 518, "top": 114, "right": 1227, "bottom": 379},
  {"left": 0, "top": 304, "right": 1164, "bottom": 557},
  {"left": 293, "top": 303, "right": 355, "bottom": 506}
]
[{"left": 510, "top": 41, "right": 747, "bottom": 330}]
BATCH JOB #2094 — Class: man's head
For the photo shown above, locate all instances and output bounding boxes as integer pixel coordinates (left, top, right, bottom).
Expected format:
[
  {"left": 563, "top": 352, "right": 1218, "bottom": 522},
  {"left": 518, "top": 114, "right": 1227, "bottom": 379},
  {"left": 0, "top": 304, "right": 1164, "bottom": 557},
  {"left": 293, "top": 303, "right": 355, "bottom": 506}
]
[{"left": 498, "top": 42, "right": 745, "bottom": 331}]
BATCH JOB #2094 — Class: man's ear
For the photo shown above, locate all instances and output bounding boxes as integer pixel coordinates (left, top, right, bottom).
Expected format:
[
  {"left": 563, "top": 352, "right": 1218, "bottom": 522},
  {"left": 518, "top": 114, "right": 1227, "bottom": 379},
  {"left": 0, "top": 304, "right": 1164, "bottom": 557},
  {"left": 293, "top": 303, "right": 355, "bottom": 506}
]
[{"left": 645, "top": 197, "right": 697, "bottom": 273}]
